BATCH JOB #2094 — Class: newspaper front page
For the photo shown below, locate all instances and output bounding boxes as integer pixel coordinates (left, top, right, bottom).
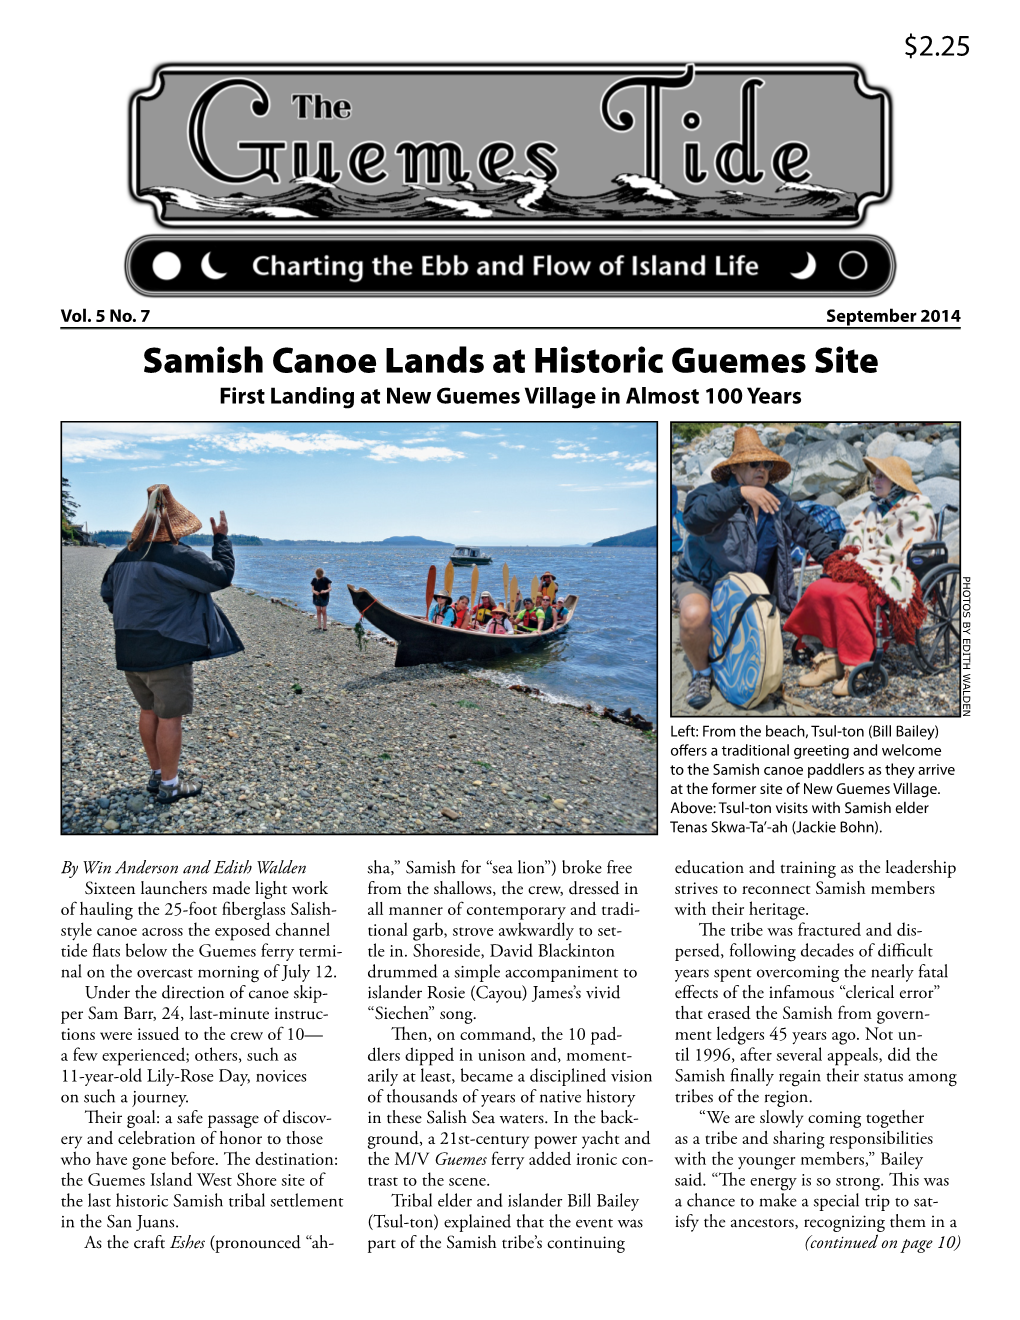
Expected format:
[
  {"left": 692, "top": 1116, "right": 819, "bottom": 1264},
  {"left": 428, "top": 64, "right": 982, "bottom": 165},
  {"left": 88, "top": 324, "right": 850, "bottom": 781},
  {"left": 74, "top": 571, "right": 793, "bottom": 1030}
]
[{"left": 12, "top": 5, "right": 1010, "bottom": 1317}]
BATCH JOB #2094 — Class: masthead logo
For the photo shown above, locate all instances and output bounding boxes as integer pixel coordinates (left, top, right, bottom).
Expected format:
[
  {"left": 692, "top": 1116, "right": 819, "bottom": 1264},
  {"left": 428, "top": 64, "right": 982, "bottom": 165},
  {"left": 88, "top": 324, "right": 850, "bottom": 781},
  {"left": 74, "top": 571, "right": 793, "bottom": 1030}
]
[{"left": 132, "top": 64, "right": 890, "bottom": 229}]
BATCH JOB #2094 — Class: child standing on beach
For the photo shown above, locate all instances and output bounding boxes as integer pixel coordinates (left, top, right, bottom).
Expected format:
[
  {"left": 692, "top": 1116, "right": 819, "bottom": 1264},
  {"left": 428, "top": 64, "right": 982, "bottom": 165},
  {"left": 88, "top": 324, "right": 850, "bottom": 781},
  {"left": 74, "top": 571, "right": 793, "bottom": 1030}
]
[{"left": 311, "top": 568, "right": 332, "bottom": 631}]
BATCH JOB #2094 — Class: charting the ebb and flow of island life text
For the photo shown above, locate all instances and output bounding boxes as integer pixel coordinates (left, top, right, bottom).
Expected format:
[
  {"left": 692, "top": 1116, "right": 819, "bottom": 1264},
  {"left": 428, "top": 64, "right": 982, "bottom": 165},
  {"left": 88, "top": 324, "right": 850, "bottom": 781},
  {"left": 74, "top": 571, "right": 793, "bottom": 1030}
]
[{"left": 16, "top": 12, "right": 1013, "bottom": 1320}]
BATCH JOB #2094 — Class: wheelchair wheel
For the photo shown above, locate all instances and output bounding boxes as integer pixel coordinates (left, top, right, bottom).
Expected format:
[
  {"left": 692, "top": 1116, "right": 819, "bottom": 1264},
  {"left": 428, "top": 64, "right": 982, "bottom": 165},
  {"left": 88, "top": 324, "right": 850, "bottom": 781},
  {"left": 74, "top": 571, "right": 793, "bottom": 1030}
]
[
  {"left": 848, "top": 662, "right": 889, "bottom": 697},
  {"left": 914, "top": 564, "right": 961, "bottom": 673}
]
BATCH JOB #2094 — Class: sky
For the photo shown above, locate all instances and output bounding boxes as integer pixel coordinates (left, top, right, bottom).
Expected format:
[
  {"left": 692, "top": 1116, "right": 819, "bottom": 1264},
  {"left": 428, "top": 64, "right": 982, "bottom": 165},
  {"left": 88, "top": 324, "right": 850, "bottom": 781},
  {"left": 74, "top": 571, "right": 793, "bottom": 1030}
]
[{"left": 61, "top": 422, "right": 656, "bottom": 544}]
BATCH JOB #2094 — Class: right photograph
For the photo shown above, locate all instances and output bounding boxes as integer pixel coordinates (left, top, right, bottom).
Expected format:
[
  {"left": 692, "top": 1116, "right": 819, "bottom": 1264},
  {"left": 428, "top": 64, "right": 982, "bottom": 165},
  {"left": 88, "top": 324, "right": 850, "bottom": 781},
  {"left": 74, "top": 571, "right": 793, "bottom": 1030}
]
[{"left": 670, "top": 422, "right": 961, "bottom": 718}]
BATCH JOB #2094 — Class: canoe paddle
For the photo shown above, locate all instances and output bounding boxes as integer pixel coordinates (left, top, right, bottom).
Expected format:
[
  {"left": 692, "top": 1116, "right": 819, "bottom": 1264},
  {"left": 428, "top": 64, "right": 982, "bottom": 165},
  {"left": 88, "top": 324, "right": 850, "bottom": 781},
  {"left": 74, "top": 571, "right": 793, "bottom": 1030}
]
[
  {"left": 444, "top": 560, "right": 455, "bottom": 597},
  {"left": 530, "top": 575, "right": 539, "bottom": 603},
  {"left": 509, "top": 575, "right": 519, "bottom": 613},
  {"left": 470, "top": 565, "right": 479, "bottom": 612},
  {"left": 502, "top": 562, "right": 510, "bottom": 610},
  {"left": 425, "top": 564, "right": 436, "bottom": 616}
]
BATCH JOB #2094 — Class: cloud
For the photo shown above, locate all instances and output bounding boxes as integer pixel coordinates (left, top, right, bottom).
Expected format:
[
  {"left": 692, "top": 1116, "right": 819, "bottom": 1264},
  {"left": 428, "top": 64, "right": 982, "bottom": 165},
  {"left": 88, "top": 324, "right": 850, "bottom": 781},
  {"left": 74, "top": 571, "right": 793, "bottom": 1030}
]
[
  {"left": 198, "top": 431, "right": 367, "bottom": 455},
  {"left": 497, "top": 441, "right": 525, "bottom": 449},
  {"left": 459, "top": 431, "right": 487, "bottom": 438},
  {"left": 63, "top": 438, "right": 152, "bottom": 463},
  {"left": 366, "top": 445, "right": 465, "bottom": 463},
  {"left": 624, "top": 460, "right": 657, "bottom": 473}
]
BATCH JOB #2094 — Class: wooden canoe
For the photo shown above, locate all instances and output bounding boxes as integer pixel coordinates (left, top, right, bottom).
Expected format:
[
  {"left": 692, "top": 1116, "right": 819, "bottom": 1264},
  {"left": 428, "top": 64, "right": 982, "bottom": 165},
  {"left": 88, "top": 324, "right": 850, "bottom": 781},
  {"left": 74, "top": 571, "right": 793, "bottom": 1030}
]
[{"left": 347, "top": 585, "right": 578, "bottom": 668}]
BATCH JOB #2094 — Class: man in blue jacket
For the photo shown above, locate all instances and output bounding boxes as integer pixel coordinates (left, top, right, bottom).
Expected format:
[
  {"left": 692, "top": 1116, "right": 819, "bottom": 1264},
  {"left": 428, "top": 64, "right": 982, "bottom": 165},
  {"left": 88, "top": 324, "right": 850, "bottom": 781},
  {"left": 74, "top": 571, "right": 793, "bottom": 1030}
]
[
  {"left": 673, "top": 428, "right": 835, "bottom": 709},
  {"left": 100, "top": 485, "right": 243, "bottom": 803}
]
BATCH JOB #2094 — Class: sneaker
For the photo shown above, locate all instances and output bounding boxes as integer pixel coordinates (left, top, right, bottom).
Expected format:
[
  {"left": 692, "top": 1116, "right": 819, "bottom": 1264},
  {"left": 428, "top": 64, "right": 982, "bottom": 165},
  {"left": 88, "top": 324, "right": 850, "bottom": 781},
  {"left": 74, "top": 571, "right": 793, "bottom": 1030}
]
[
  {"left": 686, "top": 672, "right": 713, "bottom": 710},
  {"left": 146, "top": 770, "right": 162, "bottom": 795},
  {"left": 797, "top": 653, "right": 844, "bottom": 688},
  {"left": 156, "top": 774, "right": 204, "bottom": 804}
]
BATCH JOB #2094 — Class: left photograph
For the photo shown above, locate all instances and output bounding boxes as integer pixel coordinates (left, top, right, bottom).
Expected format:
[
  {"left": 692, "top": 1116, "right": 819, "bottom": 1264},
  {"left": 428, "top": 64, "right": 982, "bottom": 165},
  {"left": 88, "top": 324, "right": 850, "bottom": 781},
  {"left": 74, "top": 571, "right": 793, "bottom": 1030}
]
[{"left": 61, "top": 421, "right": 657, "bottom": 836}]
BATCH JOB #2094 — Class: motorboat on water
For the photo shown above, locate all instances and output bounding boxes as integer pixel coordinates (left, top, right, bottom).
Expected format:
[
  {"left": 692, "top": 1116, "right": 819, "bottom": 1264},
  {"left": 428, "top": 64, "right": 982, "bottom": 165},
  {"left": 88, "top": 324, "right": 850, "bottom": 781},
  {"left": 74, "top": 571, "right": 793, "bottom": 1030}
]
[{"left": 449, "top": 546, "right": 492, "bottom": 566}]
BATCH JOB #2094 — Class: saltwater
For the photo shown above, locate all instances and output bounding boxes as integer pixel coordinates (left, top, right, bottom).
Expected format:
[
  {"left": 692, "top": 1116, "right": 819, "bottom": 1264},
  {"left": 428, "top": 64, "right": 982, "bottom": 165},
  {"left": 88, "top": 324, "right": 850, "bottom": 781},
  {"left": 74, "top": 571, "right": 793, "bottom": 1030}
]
[{"left": 229, "top": 543, "right": 656, "bottom": 721}]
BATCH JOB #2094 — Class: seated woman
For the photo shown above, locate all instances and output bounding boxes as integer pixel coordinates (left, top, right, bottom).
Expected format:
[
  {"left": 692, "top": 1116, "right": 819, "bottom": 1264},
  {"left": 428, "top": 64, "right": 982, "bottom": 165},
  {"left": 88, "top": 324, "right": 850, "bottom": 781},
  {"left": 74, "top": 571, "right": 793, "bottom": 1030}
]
[
  {"left": 452, "top": 595, "right": 471, "bottom": 629},
  {"left": 483, "top": 603, "right": 514, "bottom": 634},
  {"left": 472, "top": 591, "right": 496, "bottom": 629},
  {"left": 674, "top": 427, "right": 837, "bottom": 709},
  {"left": 428, "top": 590, "right": 455, "bottom": 626},
  {"left": 784, "top": 456, "right": 937, "bottom": 697}
]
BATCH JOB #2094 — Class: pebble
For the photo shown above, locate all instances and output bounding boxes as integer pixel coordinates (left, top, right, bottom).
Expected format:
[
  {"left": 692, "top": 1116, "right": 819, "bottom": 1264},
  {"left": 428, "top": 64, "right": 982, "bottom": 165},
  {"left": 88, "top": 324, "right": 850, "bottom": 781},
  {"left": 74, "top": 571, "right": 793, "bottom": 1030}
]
[{"left": 63, "top": 549, "right": 657, "bottom": 836}]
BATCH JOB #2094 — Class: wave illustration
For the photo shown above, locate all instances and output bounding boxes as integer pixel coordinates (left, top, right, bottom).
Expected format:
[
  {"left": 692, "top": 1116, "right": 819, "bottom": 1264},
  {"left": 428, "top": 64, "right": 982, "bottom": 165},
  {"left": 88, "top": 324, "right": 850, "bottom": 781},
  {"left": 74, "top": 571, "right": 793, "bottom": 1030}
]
[{"left": 140, "top": 174, "right": 860, "bottom": 222}]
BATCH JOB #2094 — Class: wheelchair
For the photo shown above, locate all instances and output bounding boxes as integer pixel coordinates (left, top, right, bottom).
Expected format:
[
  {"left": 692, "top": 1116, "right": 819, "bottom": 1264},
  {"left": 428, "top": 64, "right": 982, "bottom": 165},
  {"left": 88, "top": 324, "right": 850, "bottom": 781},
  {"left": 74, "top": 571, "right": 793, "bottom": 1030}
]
[{"left": 846, "top": 504, "right": 960, "bottom": 696}]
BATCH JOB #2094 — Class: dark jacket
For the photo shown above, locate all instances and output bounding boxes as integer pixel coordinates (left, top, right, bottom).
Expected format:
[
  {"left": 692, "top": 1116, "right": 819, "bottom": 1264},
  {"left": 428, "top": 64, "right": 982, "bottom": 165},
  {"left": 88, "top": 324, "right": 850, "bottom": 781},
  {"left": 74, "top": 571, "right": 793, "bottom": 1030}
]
[
  {"left": 677, "top": 478, "right": 835, "bottom": 613},
  {"left": 100, "top": 535, "right": 244, "bottom": 672}
]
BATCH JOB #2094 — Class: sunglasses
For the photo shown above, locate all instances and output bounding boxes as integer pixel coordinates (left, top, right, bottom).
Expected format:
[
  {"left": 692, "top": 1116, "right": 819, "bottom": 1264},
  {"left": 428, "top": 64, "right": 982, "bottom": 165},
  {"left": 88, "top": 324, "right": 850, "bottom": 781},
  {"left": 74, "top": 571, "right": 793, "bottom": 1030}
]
[{"left": 747, "top": 461, "right": 774, "bottom": 472}]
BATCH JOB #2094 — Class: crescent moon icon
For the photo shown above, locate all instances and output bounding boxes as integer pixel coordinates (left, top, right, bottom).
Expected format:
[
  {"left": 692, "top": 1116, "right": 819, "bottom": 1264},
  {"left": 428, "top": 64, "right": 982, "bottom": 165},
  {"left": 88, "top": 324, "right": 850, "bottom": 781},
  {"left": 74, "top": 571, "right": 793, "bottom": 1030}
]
[
  {"left": 201, "top": 251, "right": 226, "bottom": 280},
  {"left": 790, "top": 252, "right": 816, "bottom": 281}
]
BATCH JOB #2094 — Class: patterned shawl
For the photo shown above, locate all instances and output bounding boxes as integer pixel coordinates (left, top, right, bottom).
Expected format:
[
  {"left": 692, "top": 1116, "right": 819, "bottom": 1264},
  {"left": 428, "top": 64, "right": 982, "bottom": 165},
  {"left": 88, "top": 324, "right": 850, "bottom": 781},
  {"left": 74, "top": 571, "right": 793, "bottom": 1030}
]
[{"left": 823, "top": 493, "right": 938, "bottom": 645}]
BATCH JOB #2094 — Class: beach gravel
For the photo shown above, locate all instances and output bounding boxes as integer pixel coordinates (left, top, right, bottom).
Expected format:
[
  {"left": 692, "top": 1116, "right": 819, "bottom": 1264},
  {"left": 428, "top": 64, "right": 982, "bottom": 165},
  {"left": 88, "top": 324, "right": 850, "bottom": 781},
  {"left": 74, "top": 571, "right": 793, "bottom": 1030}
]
[{"left": 62, "top": 548, "right": 657, "bottom": 836}]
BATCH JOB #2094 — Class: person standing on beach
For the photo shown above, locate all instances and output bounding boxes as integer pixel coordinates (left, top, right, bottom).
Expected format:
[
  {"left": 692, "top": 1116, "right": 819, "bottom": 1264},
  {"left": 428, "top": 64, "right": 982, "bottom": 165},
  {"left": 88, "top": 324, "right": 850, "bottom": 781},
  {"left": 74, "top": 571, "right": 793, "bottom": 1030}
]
[
  {"left": 311, "top": 567, "right": 332, "bottom": 631},
  {"left": 100, "top": 485, "right": 243, "bottom": 804}
]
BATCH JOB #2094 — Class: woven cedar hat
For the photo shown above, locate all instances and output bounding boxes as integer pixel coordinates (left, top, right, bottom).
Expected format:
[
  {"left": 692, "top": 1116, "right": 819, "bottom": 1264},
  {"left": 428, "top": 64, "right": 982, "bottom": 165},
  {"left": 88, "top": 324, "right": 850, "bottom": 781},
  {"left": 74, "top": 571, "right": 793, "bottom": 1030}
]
[
  {"left": 864, "top": 455, "right": 920, "bottom": 495},
  {"left": 130, "top": 484, "right": 202, "bottom": 545},
  {"left": 492, "top": 602, "right": 509, "bottom": 616},
  {"left": 712, "top": 427, "right": 791, "bottom": 484}
]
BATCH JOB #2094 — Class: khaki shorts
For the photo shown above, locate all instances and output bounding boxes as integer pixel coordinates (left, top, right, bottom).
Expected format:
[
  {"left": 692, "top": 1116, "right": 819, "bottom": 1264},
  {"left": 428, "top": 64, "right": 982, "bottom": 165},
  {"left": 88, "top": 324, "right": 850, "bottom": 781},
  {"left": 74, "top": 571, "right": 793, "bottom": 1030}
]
[
  {"left": 672, "top": 579, "right": 710, "bottom": 610},
  {"left": 124, "top": 664, "right": 195, "bottom": 719}
]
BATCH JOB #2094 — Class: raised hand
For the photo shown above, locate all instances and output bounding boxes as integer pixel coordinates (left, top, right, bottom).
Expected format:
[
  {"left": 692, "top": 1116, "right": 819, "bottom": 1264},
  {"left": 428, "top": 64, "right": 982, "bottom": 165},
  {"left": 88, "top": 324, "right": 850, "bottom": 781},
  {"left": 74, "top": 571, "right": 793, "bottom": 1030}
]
[
  {"left": 741, "top": 486, "right": 780, "bottom": 516},
  {"left": 209, "top": 510, "right": 229, "bottom": 536}
]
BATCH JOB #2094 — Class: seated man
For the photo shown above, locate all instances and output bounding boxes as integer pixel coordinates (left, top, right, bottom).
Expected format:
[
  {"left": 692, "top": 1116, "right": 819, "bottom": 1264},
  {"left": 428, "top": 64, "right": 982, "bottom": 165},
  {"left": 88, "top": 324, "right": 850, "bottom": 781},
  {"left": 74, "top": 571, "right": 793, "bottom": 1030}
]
[
  {"left": 515, "top": 597, "right": 540, "bottom": 632},
  {"left": 674, "top": 427, "right": 835, "bottom": 710},
  {"left": 428, "top": 590, "right": 455, "bottom": 626}
]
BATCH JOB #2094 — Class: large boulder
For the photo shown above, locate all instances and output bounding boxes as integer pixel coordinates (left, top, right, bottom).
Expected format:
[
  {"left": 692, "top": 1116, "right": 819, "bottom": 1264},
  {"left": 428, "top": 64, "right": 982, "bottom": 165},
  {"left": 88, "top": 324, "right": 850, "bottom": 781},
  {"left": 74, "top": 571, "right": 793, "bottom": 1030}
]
[
  {"left": 942, "top": 519, "right": 960, "bottom": 562},
  {"left": 835, "top": 493, "right": 874, "bottom": 524},
  {"left": 923, "top": 439, "right": 960, "bottom": 480},
  {"left": 691, "top": 450, "right": 725, "bottom": 475},
  {"left": 893, "top": 440, "right": 935, "bottom": 478},
  {"left": 778, "top": 438, "right": 866, "bottom": 500},
  {"left": 866, "top": 432, "right": 899, "bottom": 458},
  {"left": 918, "top": 477, "right": 961, "bottom": 514},
  {"left": 835, "top": 425, "right": 870, "bottom": 444}
]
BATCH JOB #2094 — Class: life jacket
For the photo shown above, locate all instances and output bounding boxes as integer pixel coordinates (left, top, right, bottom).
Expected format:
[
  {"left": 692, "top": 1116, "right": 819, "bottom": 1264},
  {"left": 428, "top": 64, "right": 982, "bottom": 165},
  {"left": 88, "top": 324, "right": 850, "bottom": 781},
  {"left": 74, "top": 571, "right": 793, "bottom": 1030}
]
[
  {"left": 453, "top": 605, "right": 468, "bottom": 629},
  {"left": 474, "top": 601, "right": 494, "bottom": 625},
  {"left": 517, "top": 608, "right": 539, "bottom": 631},
  {"left": 485, "top": 616, "right": 511, "bottom": 633}
]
